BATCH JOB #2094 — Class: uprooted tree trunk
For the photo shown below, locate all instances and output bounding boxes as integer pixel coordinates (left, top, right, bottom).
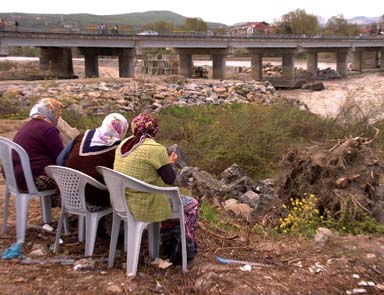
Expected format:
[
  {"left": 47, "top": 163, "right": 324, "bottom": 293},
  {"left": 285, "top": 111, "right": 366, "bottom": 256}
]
[{"left": 274, "top": 128, "right": 384, "bottom": 224}]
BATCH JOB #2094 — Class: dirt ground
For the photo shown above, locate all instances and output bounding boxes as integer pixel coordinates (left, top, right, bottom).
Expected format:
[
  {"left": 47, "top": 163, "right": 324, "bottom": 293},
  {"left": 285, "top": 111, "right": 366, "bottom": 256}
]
[
  {"left": 0, "top": 175, "right": 383, "bottom": 295},
  {"left": 0, "top": 66, "right": 384, "bottom": 294}
]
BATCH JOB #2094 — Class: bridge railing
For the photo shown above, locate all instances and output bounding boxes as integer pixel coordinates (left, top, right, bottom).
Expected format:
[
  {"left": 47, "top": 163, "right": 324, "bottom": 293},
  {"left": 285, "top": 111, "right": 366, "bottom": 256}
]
[{"left": 1, "top": 26, "right": 384, "bottom": 41}]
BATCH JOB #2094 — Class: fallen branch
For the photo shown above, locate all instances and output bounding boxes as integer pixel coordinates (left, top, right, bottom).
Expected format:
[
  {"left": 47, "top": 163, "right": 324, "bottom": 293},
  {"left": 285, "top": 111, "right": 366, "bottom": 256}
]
[
  {"left": 21, "top": 258, "right": 75, "bottom": 265},
  {"left": 198, "top": 222, "right": 239, "bottom": 241},
  {"left": 27, "top": 224, "right": 56, "bottom": 236},
  {"left": 362, "top": 127, "right": 380, "bottom": 145}
]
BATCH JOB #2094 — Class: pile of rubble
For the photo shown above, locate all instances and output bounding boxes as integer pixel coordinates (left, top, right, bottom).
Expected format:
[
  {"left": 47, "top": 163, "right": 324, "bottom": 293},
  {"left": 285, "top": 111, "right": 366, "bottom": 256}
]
[
  {"left": 177, "top": 162, "right": 275, "bottom": 223},
  {"left": 0, "top": 78, "right": 308, "bottom": 116}
]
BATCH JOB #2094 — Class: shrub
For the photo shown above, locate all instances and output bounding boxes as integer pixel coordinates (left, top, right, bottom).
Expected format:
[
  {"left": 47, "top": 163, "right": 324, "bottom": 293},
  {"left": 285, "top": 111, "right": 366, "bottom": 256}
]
[
  {"left": 278, "top": 194, "right": 384, "bottom": 237},
  {"left": 158, "top": 103, "right": 344, "bottom": 179}
]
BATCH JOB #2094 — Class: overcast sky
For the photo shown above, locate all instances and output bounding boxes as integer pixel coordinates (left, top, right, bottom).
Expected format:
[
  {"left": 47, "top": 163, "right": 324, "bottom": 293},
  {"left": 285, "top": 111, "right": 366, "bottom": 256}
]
[{"left": 1, "top": 0, "right": 382, "bottom": 25}]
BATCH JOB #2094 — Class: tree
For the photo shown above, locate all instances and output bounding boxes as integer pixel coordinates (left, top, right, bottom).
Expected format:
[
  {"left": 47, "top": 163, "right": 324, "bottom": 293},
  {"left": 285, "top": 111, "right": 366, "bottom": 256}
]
[
  {"left": 182, "top": 17, "right": 207, "bottom": 33},
  {"left": 146, "top": 21, "right": 175, "bottom": 34},
  {"left": 275, "top": 9, "right": 319, "bottom": 35},
  {"left": 323, "top": 14, "right": 359, "bottom": 36}
]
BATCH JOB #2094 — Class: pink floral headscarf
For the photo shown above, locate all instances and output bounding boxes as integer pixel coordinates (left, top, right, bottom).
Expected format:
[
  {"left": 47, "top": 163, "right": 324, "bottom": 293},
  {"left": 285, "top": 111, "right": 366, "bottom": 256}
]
[
  {"left": 120, "top": 112, "right": 159, "bottom": 156},
  {"left": 90, "top": 113, "right": 129, "bottom": 147}
]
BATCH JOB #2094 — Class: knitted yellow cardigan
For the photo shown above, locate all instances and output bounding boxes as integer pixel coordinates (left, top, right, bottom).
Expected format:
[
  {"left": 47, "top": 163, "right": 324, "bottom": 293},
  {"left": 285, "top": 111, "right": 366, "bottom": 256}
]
[{"left": 114, "top": 137, "right": 172, "bottom": 222}]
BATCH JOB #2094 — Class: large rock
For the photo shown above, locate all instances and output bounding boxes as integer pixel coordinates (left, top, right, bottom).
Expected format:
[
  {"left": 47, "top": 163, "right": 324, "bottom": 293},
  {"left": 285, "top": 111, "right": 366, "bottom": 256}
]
[{"left": 191, "top": 170, "right": 229, "bottom": 200}]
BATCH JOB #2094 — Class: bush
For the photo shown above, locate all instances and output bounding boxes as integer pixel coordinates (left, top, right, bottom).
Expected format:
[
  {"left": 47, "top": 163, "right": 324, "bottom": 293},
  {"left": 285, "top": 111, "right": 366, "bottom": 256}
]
[
  {"left": 158, "top": 103, "right": 344, "bottom": 179},
  {"left": 278, "top": 194, "right": 384, "bottom": 237}
]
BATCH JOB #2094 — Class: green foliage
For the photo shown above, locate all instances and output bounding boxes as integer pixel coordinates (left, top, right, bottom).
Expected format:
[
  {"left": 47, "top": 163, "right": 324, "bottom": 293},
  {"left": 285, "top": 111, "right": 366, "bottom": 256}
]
[
  {"left": 182, "top": 17, "right": 208, "bottom": 33},
  {"left": 200, "top": 201, "right": 237, "bottom": 232},
  {"left": 0, "top": 11, "right": 226, "bottom": 32},
  {"left": 326, "top": 197, "right": 384, "bottom": 235},
  {"left": 278, "top": 194, "right": 324, "bottom": 237},
  {"left": 145, "top": 21, "right": 175, "bottom": 33},
  {"left": 200, "top": 202, "right": 218, "bottom": 225},
  {"left": 275, "top": 9, "right": 319, "bottom": 35},
  {"left": 158, "top": 103, "right": 343, "bottom": 179},
  {"left": 0, "top": 90, "right": 31, "bottom": 118},
  {"left": 8, "top": 46, "right": 40, "bottom": 57},
  {"left": 323, "top": 14, "right": 360, "bottom": 36},
  {"left": 61, "top": 109, "right": 103, "bottom": 132},
  {"left": 278, "top": 194, "right": 384, "bottom": 237},
  {"left": 233, "top": 48, "right": 249, "bottom": 57}
]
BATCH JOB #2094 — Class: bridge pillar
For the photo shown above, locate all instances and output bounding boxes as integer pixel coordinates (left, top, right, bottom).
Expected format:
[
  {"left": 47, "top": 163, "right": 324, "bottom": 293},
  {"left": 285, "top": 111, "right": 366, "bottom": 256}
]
[
  {"left": 83, "top": 52, "right": 99, "bottom": 78},
  {"left": 381, "top": 48, "right": 384, "bottom": 71},
  {"left": 336, "top": 50, "right": 348, "bottom": 77},
  {"left": 39, "top": 47, "right": 74, "bottom": 78},
  {"left": 250, "top": 53, "right": 263, "bottom": 80},
  {"left": 306, "top": 52, "right": 318, "bottom": 75},
  {"left": 362, "top": 50, "right": 379, "bottom": 69},
  {"left": 352, "top": 51, "right": 362, "bottom": 71},
  {"left": 178, "top": 53, "right": 193, "bottom": 78},
  {"left": 282, "top": 53, "right": 295, "bottom": 80},
  {"left": 0, "top": 40, "right": 8, "bottom": 56},
  {"left": 212, "top": 54, "right": 226, "bottom": 79},
  {"left": 118, "top": 48, "right": 135, "bottom": 78}
]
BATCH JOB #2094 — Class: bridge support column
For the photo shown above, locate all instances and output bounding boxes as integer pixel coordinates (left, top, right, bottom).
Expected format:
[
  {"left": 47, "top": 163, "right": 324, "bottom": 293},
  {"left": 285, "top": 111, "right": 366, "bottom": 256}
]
[
  {"left": 362, "top": 50, "right": 380, "bottom": 69},
  {"left": 381, "top": 48, "right": 384, "bottom": 71},
  {"left": 250, "top": 53, "right": 263, "bottom": 80},
  {"left": 352, "top": 51, "right": 362, "bottom": 71},
  {"left": 178, "top": 53, "right": 193, "bottom": 78},
  {"left": 306, "top": 52, "right": 318, "bottom": 75},
  {"left": 39, "top": 47, "right": 74, "bottom": 78},
  {"left": 118, "top": 48, "right": 135, "bottom": 78},
  {"left": 0, "top": 40, "right": 8, "bottom": 56},
  {"left": 78, "top": 48, "right": 101, "bottom": 78},
  {"left": 212, "top": 54, "right": 226, "bottom": 79},
  {"left": 336, "top": 50, "right": 348, "bottom": 77},
  {"left": 282, "top": 53, "right": 295, "bottom": 80}
]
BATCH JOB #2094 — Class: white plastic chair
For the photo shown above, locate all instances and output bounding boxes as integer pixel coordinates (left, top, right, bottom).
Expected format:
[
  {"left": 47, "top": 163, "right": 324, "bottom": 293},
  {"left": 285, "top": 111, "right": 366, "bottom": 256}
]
[
  {"left": 0, "top": 136, "right": 53, "bottom": 243},
  {"left": 96, "top": 166, "right": 187, "bottom": 277},
  {"left": 45, "top": 165, "right": 112, "bottom": 256}
]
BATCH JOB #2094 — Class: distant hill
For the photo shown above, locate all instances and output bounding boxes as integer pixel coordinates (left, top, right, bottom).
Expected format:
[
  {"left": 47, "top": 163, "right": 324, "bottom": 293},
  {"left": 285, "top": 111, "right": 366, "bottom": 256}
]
[
  {"left": 348, "top": 16, "right": 382, "bottom": 25},
  {"left": 0, "top": 11, "right": 227, "bottom": 31}
]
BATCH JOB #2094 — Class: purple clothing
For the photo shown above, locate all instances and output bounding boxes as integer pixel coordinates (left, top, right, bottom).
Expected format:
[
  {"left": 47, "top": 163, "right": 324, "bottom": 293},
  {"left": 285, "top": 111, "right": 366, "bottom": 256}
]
[{"left": 13, "top": 119, "right": 64, "bottom": 190}]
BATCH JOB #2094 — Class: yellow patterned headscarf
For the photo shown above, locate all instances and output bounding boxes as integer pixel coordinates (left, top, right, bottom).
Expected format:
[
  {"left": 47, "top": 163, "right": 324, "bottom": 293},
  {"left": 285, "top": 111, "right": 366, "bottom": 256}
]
[{"left": 29, "top": 98, "right": 64, "bottom": 126}]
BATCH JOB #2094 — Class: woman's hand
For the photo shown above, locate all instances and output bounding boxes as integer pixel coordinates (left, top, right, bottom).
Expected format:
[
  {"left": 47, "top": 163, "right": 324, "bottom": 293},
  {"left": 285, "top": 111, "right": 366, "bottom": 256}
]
[{"left": 169, "top": 151, "right": 178, "bottom": 164}]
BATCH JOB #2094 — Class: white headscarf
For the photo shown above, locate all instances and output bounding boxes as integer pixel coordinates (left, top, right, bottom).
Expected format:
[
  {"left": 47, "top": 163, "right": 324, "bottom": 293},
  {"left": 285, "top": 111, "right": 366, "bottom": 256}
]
[
  {"left": 29, "top": 97, "right": 64, "bottom": 126},
  {"left": 89, "top": 113, "right": 129, "bottom": 147}
]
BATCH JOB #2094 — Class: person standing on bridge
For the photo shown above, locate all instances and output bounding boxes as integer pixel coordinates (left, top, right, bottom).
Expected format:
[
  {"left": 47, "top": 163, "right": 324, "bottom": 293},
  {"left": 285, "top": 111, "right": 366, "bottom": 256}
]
[
  {"left": 14, "top": 20, "right": 19, "bottom": 32},
  {"left": 0, "top": 19, "right": 5, "bottom": 31}
]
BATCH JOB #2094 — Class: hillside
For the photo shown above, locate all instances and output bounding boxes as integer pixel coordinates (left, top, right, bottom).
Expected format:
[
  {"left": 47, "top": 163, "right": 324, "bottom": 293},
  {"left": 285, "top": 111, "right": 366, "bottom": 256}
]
[{"left": 0, "top": 11, "right": 227, "bottom": 31}]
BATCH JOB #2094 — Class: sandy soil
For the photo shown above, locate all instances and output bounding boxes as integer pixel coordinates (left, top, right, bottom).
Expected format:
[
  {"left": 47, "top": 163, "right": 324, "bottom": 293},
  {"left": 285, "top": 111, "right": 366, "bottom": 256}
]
[{"left": 279, "top": 71, "right": 384, "bottom": 121}]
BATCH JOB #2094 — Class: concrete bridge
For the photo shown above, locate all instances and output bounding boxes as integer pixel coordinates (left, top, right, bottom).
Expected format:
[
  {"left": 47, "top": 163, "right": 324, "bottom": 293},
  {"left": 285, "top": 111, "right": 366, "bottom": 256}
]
[{"left": 1, "top": 31, "right": 383, "bottom": 82}]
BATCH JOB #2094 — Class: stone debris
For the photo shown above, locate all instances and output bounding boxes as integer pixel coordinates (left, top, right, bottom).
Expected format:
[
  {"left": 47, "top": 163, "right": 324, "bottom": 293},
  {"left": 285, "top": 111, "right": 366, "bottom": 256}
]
[
  {"left": 150, "top": 258, "right": 172, "bottom": 269},
  {"left": 0, "top": 78, "right": 308, "bottom": 117},
  {"left": 28, "top": 243, "right": 49, "bottom": 257},
  {"left": 73, "top": 258, "right": 96, "bottom": 271},
  {"left": 346, "top": 288, "right": 367, "bottom": 294},
  {"left": 178, "top": 164, "right": 275, "bottom": 222},
  {"left": 314, "top": 227, "right": 335, "bottom": 249}
]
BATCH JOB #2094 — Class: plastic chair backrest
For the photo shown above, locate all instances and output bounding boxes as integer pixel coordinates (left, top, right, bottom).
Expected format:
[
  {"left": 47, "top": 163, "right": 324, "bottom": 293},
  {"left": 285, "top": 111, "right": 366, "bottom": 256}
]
[
  {"left": 96, "top": 166, "right": 182, "bottom": 220},
  {"left": 0, "top": 136, "right": 38, "bottom": 195},
  {"left": 45, "top": 165, "right": 107, "bottom": 213}
]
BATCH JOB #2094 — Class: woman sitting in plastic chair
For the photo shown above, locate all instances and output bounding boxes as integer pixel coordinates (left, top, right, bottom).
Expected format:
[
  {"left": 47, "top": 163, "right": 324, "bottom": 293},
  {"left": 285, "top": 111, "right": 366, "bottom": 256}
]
[
  {"left": 59, "top": 113, "right": 129, "bottom": 212},
  {"left": 113, "top": 112, "right": 199, "bottom": 262},
  {"left": 58, "top": 113, "right": 129, "bottom": 237},
  {"left": 13, "top": 98, "right": 64, "bottom": 198}
]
